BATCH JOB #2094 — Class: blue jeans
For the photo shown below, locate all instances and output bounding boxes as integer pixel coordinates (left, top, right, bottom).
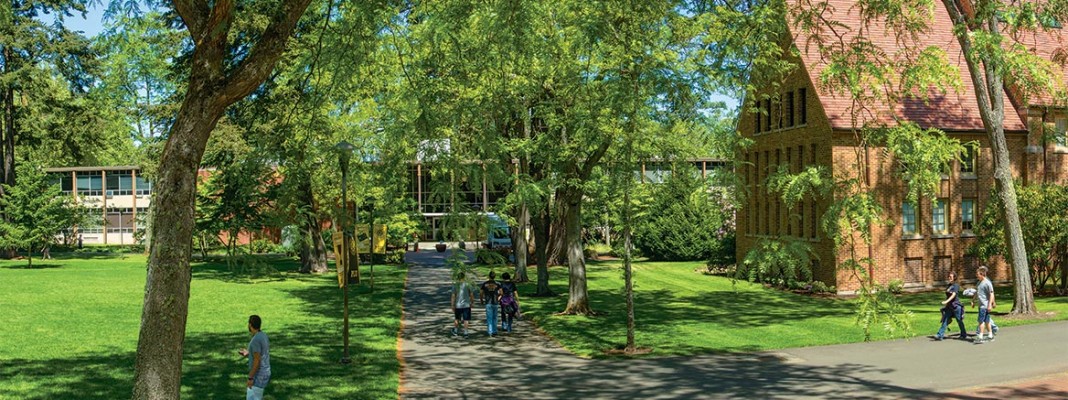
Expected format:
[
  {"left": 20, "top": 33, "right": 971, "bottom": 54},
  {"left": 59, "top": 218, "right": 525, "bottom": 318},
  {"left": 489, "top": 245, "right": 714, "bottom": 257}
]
[
  {"left": 937, "top": 305, "right": 966, "bottom": 338},
  {"left": 485, "top": 304, "right": 499, "bottom": 335}
]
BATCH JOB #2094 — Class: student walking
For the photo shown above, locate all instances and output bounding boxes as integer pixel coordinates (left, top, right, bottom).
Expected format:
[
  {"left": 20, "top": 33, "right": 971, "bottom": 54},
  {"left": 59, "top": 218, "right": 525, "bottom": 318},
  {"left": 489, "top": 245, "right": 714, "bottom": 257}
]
[
  {"left": 935, "top": 271, "right": 967, "bottom": 340},
  {"left": 499, "top": 272, "right": 520, "bottom": 333},
  {"left": 238, "top": 315, "right": 271, "bottom": 400},
  {"left": 971, "top": 266, "right": 996, "bottom": 343},
  {"left": 451, "top": 272, "right": 475, "bottom": 337},
  {"left": 480, "top": 271, "right": 502, "bottom": 337}
]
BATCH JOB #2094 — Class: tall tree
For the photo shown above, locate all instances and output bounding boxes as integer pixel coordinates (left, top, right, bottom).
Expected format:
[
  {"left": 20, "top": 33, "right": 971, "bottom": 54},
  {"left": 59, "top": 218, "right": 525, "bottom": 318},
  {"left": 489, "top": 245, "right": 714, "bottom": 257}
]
[{"left": 131, "top": 0, "right": 314, "bottom": 398}]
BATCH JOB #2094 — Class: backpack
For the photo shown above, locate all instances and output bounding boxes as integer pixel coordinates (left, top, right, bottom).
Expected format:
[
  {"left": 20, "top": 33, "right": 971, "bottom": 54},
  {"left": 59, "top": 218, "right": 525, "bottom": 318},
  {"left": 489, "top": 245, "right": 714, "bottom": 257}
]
[{"left": 500, "top": 282, "right": 518, "bottom": 314}]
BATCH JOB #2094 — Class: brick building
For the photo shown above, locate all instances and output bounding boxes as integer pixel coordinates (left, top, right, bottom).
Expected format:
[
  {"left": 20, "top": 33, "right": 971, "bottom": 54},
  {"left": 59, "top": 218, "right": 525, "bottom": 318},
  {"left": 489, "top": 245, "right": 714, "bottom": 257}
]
[{"left": 736, "top": 0, "right": 1068, "bottom": 294}]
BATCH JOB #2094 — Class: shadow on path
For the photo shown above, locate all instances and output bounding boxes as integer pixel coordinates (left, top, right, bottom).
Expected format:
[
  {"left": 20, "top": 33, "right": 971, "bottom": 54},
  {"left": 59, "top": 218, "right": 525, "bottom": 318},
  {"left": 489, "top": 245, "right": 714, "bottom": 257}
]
[{"left": 398, "top": 251, "right": 1005, "bottom": 399}]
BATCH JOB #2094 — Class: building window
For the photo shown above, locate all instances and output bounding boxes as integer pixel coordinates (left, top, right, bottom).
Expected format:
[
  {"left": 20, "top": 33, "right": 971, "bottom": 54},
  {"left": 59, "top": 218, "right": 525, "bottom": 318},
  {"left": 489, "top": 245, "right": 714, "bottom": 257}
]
[
  {"left": 933, "top": 198, "right": 948, "bottom": 235},
  {"left": 902, "top": 202, "right": 917, "bottom": 235},
  {"left": 798, "top": 88, "right": 807, "bottom": 125},
  {"left": 962, "top": 198, "right": 975, "bottom": 232},
  {"left": 76, "top": 171, "right": 103, "bottom": 196},
  {"left": 786, "top": 91, "right": 795, "bottom": 127},
  {"left": 1057, "top": 117, "right": 1068, "bottom": 147},
  {"left": 755, "top": 107, "right": 762, "bottom": 133},
  {"left": 765, "top": 99, "right": 772, "bottom": 131},
  {"left": 960, "top": 144, "right": 977, "bottom": 176},
  {"left": 135, "top": 176, "right": 153, "bottom": 196},
  {"left": 107, "top": 171, "right": 135, "bottom": 196}
]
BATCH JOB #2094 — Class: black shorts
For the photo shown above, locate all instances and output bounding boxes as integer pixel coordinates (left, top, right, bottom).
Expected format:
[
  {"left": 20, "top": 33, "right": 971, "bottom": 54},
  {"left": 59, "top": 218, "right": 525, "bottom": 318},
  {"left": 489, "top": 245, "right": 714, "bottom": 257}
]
[{"left": 454, "top": 307, "right": 472, "bottom": 321}]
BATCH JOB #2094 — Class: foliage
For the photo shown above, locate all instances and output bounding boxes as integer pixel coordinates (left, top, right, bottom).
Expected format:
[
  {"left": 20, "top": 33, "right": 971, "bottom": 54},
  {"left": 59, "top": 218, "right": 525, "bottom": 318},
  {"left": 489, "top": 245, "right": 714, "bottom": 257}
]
[
  {"left": 974, "top": 184, "right": 1068, "bottom": 292},
  {"left": 0, "top": 163, "right": 89, "bottom": 265},
  {"left": 633, "top": 168, "right": 734, "bottom": 262},
  {"left": 869, "top": 123, "right": 968, "bottom": 206},
  {"left": 887, "top": 279, "right": 905, "bottom": 295},
  {"left": 382, "top": 213, "right": 421, "bottom": 248},
  {"left": 738, "top": 237, "right": 815, "bottom": 289}
]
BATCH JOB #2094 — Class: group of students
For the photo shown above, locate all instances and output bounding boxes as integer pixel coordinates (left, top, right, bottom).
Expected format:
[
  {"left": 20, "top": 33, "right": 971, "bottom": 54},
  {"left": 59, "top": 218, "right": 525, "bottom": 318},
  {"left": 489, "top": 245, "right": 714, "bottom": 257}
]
[
  {"left": 935, "top": 266, "right": 999, "bottom": 343},
  {"left": 451, "top": 271, "right": 521, "bottom": 337}
]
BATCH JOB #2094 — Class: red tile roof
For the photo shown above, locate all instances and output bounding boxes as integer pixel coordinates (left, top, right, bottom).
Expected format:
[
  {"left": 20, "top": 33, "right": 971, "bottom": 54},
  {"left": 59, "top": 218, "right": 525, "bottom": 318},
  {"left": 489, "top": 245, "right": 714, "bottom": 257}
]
[{"left": 790, "top": 0, "right": 1028, "bottom": 132}]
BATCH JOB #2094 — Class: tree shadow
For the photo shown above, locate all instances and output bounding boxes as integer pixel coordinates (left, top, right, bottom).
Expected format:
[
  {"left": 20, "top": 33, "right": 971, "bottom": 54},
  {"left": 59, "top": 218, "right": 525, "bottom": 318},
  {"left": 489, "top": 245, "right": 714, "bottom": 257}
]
[
  {"left": 2, "top": 263, "right": 63, "bottom": 269},
  {"left": 0, "top": 263, "right": 409, "bottom": 400}
]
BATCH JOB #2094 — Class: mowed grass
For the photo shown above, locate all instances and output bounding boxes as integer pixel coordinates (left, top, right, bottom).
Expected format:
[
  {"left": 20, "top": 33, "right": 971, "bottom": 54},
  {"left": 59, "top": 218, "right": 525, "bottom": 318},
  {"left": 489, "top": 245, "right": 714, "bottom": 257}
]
[
  {"left": 503, "top": 260, "right": 1068, "bottom": 358},
  {"left": 0, "top": 254, "right": 406, "bottom": 399}
]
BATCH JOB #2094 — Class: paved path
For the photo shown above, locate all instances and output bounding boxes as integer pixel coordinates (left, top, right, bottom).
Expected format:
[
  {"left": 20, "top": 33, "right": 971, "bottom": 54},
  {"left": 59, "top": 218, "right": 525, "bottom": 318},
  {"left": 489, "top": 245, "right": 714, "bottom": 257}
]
[{"left": 399, "top": 250, "right": 1068, "bottom": 399}]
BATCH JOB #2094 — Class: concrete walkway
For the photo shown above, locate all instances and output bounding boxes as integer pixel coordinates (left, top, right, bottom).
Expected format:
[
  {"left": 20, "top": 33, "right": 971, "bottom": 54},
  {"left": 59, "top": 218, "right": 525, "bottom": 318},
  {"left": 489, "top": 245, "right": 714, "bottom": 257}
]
[{"left": 398, "top": 250, "right": 1068, "bottom": 399}]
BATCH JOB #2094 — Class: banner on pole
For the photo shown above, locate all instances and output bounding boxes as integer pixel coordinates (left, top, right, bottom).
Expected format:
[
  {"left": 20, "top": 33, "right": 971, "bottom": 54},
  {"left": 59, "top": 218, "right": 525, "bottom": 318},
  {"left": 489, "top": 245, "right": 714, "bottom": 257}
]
[{"left": 355, "top": 224, "right": 388, "bottom": 254}]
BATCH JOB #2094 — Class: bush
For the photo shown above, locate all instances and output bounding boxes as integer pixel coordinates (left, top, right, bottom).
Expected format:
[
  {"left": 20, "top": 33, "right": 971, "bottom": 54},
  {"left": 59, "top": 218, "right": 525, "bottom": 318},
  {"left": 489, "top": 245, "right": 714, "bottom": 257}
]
[
  {"left": 808, "top": 280, "right": 834, "bottom": 294},
  {"left": 887, "top": 279, "right": 904, "bottom": 294},
  {"left": 72, "top": 244, "right": 145, "bottom": 254},
  {"left": 737, "top": 237, "right": 814, "bottom": 289},
  {"left": 249, "top": 239, "right": 275, "bottom": 254},
  {"left": 633, "top": 169, "right": 735, "bottom": 261}
]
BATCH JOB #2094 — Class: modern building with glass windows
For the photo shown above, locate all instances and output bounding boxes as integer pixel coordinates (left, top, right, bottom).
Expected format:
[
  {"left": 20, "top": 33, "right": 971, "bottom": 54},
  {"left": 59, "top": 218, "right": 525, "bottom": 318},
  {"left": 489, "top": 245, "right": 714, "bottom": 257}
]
[{"left": 48, "top": 166, "right": 152, "bottom": 245}]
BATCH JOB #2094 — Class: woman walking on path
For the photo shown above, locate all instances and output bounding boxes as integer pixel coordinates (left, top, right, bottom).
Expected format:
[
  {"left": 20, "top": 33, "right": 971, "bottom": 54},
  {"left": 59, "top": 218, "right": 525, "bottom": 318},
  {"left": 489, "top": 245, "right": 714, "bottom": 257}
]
[
  {"left": 935, "top": 271, "right": 967, "bottom": 340},
  {"left": 499, "top": 272, "right": 520, "bottom": 333}
]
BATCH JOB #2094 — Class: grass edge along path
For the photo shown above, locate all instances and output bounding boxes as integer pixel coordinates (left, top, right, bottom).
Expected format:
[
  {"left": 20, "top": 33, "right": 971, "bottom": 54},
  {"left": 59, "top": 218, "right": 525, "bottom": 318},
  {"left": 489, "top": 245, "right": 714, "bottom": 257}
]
[
  {"left": 480, "top": 260, "right": 1068, "bottom": 359},
  {"left": 0, "top": 254, "right": 408, "bottom": 400}
]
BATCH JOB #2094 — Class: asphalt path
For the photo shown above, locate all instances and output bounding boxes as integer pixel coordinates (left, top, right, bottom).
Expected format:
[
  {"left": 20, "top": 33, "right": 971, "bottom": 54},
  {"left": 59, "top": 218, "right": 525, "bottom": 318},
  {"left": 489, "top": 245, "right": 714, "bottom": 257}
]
[{"left": 398, "top": 250, "right": 1068, "bottom": 399}]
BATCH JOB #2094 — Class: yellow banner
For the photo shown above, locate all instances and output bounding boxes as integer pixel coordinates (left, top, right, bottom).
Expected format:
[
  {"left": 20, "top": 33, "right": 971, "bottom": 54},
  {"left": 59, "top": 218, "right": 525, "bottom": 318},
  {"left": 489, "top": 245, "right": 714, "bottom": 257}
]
[
  {"left": 355, "top": 224, "right": 388, "bottom": 254},
  {"left": 332, "top": 230, "right": 360, "bottom": 288}
]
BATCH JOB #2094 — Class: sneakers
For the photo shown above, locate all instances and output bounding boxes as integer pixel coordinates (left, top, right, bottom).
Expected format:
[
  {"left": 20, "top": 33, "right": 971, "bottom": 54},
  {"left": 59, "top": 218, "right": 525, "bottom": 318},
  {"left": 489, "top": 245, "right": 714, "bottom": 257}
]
[
  {"left": 934, "top": 335, "right": 944, "bottom": 341},
  {"left": 992, "top": 325, "right": 999, "bottom": 335},
  {"left": 451, "top": 327, "right": 459, "bottom": 337}
]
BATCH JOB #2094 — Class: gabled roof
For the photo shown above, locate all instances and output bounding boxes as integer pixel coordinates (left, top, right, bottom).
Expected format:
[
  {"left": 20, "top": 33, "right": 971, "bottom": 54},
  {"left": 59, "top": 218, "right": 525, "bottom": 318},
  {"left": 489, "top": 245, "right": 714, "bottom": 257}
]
[{"left": 790, "top": 0, "right": 1028, "bottom": 132}]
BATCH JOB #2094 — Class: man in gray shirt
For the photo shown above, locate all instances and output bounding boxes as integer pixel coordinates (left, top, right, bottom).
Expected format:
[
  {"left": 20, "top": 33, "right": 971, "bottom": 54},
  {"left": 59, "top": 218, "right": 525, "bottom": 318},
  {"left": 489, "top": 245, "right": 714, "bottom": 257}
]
[
  {"left": 452, "top": 272, "right": 475, "bottom": 337},
  {"left": 971, "top": 267, "right": 996, "bottom": 343},
  {"left": 239, "top": 315, "right": 271, "bottom": 399}
]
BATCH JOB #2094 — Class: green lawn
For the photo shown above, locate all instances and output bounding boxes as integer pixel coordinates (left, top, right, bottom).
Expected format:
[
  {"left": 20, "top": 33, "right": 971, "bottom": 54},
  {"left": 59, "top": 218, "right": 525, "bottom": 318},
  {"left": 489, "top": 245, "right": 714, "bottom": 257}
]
[
  {"left": 501, "top": 260, "right": 1068, "bottom": 358},
  {"left": 0, "top": 254, "right": 406, "bottom": 399}
]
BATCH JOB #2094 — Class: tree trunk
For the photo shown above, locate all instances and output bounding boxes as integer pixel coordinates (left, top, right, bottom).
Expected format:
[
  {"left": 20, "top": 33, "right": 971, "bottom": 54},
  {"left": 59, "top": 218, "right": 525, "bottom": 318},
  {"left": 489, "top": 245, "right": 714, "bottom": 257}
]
[
  {"left": 2, "top": 47, "right": 14, "bottom": 192},
  {"left": 132, "top": 94, "right": 222, "bottom": 400},
  {"left": 991, "top": 149, "right": 1036, "bottom": 313},
  {"left": 513, "top": 204, "right": 530, "bottom": 282},
  {"left": 547, "top": 196, "right": 568, "bottom": 266},
  {"left": 299, "top": 178, "right": 328, "bottom": 273},
  {"left": 623, "top": 184, "right": 635, "bottom": 352},
  {"left": 942, "top": 4, "right": 1036, "bottom": 314},
  {"left": 532, "top": 203, "right": 554, "bottom": 296},
  {"left": 561, "top": 187, "right": 592, "bottom": 315}
]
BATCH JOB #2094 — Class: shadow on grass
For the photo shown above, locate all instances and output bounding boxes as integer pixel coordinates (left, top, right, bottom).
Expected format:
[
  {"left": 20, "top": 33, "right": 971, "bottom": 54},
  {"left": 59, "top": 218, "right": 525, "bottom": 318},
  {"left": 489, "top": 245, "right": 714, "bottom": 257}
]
[
  {"left": 0, "top": 327, "right": 398, "bottom": 400},
  {"left": 2, "top": 263, "right": 63, "bottom": 269},
  {"left": 0, "top": 264, "right": 408, "bottom": 400}
]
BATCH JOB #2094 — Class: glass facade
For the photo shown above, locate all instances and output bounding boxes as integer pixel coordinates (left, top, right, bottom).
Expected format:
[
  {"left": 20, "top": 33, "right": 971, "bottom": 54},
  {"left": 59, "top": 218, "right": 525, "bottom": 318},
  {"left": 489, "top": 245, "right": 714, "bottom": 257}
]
[{"left": 933, "top": 199, "right": 947, "bottom": 234}]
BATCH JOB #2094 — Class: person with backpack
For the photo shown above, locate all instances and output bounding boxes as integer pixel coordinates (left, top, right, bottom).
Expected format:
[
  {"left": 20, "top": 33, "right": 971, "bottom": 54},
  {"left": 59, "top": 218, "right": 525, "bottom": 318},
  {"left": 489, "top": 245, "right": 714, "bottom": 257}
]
[
  {"left": 499, "top": 272, "right": 520, "bottom": 333},
  {"left": 480, "top": 271, "right": 502, "bottom": 337}
]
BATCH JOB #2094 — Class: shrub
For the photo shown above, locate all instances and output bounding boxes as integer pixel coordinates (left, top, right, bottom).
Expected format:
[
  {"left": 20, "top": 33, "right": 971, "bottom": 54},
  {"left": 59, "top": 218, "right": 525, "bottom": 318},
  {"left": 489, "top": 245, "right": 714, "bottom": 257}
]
[
  {"left": 737, "top": 237, "right": 815, "bottom": 289},
  {"left": 887, "top": 279, "right": 904, "bottom": 294},
  {"left": 808, "top": 280, "right": 834, "bottom": 294},
  {"left": 249, "top": 239, "right": 274, "bottom": 254},
  {"left": 633, "top": 169, "right": 735, "bottom": 261}
]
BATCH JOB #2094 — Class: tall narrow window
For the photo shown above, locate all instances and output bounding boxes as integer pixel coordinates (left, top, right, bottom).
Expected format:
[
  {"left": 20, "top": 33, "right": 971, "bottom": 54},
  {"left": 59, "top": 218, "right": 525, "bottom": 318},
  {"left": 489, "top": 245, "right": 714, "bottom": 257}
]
[
  {"left": 960, "top": 144, "right": 977, "bottom": 176},
  {"left": 962, "top": 198, "right": 975, "bottom": 232},
  {"left": 755, "top": 107, "right": 762, "bottom": 133},
  {"left": 1057, "top": 117, "right": 1068, "bottom": 147},
  {"left": 786, "top": 91, "right": 795, "bottom": 127},
  {"left": 765, "top": 99, "right": 772, "bottom": 131},
  {"left": 902, "top": 202, "right": 917, "bottom": 235},
  {"left": 799, "top": 88, "right": 808, "bottom": 125},
  {"left": 933, "top": 199, "right": 948, "bottom": 235}
]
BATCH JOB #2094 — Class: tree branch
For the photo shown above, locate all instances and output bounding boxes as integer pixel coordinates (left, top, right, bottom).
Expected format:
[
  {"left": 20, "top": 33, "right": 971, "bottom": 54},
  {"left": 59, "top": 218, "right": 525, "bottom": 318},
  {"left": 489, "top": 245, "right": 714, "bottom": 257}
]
[
  {"left": 218, "top": 0, "right": 314, "bottom": 105},
  {"left": 171, "top": 0, "right": 209, "bottom": 39}
]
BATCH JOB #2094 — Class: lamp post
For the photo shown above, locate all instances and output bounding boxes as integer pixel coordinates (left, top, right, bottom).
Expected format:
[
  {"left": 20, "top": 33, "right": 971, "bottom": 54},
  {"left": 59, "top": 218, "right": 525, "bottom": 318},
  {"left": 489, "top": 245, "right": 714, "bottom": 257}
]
[{"left": 336, "top": 140, "right": 355, "bottom": 365}]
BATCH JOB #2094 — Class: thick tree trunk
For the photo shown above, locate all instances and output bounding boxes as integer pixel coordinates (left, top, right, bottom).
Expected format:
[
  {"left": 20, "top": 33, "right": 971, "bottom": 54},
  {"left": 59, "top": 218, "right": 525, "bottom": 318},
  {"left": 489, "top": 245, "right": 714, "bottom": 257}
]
[
  {"left": 547, "top": 197, "right": 568, "bottom": 266},
  {"left": 513, "top": 204, "right": 530, "bottom": 282},
  {"left": 561, "top": 187, "right": 592, "bottom": 315},
  {"left": 532, "top": 203, "right": 554, "bottom": 296},
  {"left": 2, "top": 48, "right": 14, "bottom": 192},
  {"left": 299, "top": 179, "right": 328, "bottom": 274},
  {"left": 942, "top": 5, "right": 1036, "bottom": 314},
  {"left": 132, "top": 95, "right": 221, "bottom": 400}
]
